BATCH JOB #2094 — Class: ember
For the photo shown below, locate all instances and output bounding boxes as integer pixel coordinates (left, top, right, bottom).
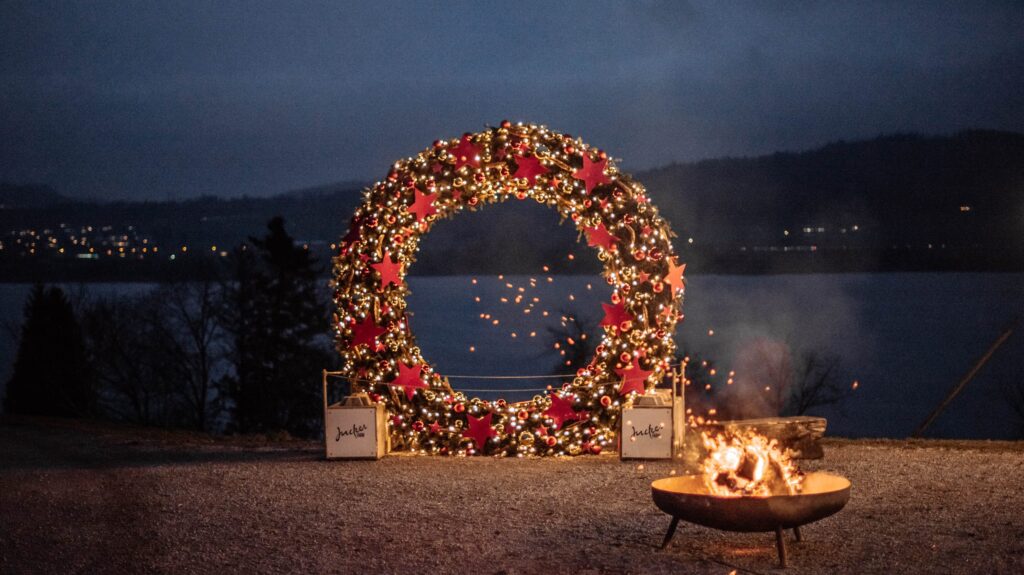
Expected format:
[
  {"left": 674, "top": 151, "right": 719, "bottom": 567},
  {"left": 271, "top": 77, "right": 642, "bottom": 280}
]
[{"left": 701, "top": 431, "right": 804, "bottom": 497}]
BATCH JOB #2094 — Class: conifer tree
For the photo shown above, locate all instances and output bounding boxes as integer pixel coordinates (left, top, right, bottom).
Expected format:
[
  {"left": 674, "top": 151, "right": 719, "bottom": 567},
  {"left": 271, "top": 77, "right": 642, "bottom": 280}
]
[
  {"left": 221, "top": 217, "right": 332, "bottom": 436},
  {"left": 4, "top": 285, "right": 94, "bottom": 417}
]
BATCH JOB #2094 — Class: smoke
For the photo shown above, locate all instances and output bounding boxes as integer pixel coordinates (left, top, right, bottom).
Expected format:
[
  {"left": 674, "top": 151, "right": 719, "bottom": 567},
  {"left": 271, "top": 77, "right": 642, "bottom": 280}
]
[{"left": 679, "top": 273, "right": 870, "bottom": 421}]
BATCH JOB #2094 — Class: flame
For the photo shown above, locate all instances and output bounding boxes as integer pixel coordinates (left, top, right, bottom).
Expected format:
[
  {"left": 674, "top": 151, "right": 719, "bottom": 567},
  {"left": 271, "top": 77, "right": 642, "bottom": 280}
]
[{"left": 701, "top": 431, "right": 804, "bottom": 497}]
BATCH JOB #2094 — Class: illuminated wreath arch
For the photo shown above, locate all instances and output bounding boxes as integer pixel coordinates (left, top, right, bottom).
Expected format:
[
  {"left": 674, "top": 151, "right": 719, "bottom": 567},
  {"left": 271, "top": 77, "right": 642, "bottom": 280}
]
[{"left": 333, "top": 122, "right": 685, "bottom": 456}]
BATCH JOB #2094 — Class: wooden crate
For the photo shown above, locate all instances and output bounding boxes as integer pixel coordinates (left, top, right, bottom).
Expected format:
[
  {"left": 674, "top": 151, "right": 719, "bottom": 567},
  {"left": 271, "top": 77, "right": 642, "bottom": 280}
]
[
  {"left": 324, "top": 396, "right": 387, "bottom": 459},
  {"left": 620, "top": 387, "right": 684, "bottom": 460},
  {"left": 322, "top": 371, "right": 388, "bottom": 460}
]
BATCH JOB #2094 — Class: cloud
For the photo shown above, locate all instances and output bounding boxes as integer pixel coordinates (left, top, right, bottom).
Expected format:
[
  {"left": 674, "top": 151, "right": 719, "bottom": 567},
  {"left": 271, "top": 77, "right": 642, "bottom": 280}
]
[{"left": 1, "top": 1, "right": 1022, "bottom": 199}]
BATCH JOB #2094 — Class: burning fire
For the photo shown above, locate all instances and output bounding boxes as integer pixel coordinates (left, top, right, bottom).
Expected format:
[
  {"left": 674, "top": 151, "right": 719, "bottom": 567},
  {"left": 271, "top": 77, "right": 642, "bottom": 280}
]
[{"left": 701, "top": 431, "right": 804, "bottom": 497}]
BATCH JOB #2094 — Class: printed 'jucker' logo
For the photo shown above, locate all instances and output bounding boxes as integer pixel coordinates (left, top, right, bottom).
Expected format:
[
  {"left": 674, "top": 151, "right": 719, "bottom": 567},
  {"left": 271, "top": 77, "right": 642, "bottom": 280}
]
[
  {"left": 631, "top": 423, "right": 665, "bottom": 440},
  {"left": 336, "top": 423, "right": 368, "bottom": 442}
]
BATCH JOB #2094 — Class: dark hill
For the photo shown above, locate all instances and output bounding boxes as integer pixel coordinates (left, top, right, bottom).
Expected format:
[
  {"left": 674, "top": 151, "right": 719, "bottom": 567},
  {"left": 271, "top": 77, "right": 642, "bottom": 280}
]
[
  {"left": 641, "top": 130, "right": 1024, "bottom": 251},
  {"left": 0, "top": 183, "right": 70, "bottom": 210},
  {"left": 1, "top": 130, "right": 1022, "bottom": 279}
]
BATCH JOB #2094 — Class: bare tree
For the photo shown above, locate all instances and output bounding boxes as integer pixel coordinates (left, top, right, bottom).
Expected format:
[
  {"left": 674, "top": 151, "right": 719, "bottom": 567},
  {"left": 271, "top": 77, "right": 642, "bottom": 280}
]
[
  {"left": 82, "top": 296, "right": 178, "bottom": 425},
  {"left": 82, "top": 273, "right": 227, "bottom": 431},
  {"left": 732, "top": 338, "right": 850, "bottom": 418},
  {"left": 785, "top": 350, "right": 847, "bottom": 416},
  {"left": 545, "top": 310, "right": 597, "bottom": 375},
  {"left": 151, "top": 274, "right": 225, "bottom": 431}
]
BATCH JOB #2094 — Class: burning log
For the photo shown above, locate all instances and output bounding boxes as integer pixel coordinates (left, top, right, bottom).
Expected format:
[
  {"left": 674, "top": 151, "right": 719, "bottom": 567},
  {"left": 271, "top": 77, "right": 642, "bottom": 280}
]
[
  {"left": 699, "top": 416, "right": 827, "bottom": 459},
  {"left": 702, "top": 430, "right": 804, "bottom": 497}
]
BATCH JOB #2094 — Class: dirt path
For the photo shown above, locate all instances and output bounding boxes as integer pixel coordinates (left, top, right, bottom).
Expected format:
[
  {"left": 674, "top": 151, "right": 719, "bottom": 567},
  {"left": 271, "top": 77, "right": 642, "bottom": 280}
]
[{"left": 2, "top": 417, "right": 1023, "bottom": 574}]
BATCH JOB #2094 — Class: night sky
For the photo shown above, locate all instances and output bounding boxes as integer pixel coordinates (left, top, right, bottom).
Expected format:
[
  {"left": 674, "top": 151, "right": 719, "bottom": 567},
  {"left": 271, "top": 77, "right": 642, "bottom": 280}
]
[{"left": 2, "top": 1, "right": 1022, "bottom": 200}]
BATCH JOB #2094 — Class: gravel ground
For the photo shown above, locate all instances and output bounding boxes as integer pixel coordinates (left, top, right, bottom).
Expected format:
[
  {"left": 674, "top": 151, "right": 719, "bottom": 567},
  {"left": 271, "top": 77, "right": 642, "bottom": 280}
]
[{"left": 1, "top": 417, "right": 1023, "bottom": 575}]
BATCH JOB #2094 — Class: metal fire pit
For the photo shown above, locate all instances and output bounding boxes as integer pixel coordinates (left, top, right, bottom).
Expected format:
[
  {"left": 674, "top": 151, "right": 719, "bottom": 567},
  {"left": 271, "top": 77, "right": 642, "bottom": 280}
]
[{"left": 652, "top": 471, "right": 851, "bottom": 568}]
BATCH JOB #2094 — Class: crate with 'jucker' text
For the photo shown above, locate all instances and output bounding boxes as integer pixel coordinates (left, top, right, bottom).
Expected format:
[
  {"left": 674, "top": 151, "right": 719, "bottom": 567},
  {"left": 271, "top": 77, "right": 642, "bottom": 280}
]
[
  {"left": 620, "top": 387, "right": 684, "bottom": 460},
  {"left": 324, "top": 391, "right": 388, "bottom": 460}
]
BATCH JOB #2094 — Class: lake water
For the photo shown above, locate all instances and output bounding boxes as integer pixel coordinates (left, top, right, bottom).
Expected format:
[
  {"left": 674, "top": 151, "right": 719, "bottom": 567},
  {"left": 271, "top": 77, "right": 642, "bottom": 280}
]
[{"left": 2, "top": 273, "right": 1022, "bottom": 439}]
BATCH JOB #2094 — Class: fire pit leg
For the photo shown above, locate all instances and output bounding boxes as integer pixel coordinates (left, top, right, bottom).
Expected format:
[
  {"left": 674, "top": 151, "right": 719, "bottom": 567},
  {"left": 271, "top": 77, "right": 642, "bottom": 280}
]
[
  {"left": 775, "top": 526, "right": 788, "bottom": 568},
  {"left": 793, "top": 526, "right": 802, "bottom": 542},
  {"left": 661, "top": 517, "right": 680, "bottom": 549}
]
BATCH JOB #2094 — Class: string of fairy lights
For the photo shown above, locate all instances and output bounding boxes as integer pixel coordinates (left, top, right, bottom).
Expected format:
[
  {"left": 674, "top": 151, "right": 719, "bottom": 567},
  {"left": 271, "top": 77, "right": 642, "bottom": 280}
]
[{"left": 332, "top": 121, "right": 686, "bottom": 456}]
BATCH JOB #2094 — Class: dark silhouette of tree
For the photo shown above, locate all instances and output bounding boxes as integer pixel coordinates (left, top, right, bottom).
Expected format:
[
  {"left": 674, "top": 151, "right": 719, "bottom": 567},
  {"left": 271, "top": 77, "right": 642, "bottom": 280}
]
[
  {"left": 784, "top": 350, "right": 847, "bottom": 416},
  {"left": 81, "top": 264, "right": 227, "bottom": 430},
  {"left": 546, "top": 310, "right": 597, "bottom": 375},
  {"left": 82, "top": 294, "right": 179, "bottom": 425},
  {"left": 153, "top": 271, "right": 226, "bottom": 431},
  {"left": 4, "top": 284, "right": 94, "bottom": 417},
  {"left": 730, "top": 339, "right": 850, "bottom": 418},
  {"left": 221, "top": 217, "right": 333, "bottom": 436}
]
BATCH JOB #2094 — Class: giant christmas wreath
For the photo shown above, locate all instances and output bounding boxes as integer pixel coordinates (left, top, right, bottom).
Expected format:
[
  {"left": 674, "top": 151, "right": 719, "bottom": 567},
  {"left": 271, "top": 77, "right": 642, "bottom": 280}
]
[{"left": 333, "top": 122, "right": 685, "bottom": 456}]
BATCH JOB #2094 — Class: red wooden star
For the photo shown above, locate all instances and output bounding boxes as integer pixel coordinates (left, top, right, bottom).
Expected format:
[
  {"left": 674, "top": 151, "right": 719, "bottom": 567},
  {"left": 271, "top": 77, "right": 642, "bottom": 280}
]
[
  {"left": 349, "top": 316, "right": 386, "bottom": 350},
  {"left": 450, "top": 135, "right": 481, "bottom": 170},
  {"left": 664, "top": 257, "right": 686, "bottom": 299},
  {"left": 372, "top": 253, "right": 403, "bottom": 290},
  {"left": 599, "top": 301, "right": 633, "bottom": 330},
  {"left": 428, "top": 421, "right": 442, "bottom": 434},
  {"left": 536, "top": 424, "right": 549, "bottom": 437},
  {"left": 572, "top": 156, "right": 611, "bottom": 194},
  {"left": 391, "top": 362, "right": 428, "bottom": 401},
  {"left": 463, "top": 413, "right": 497, "bottom": 451},
  {"left": 512, "top": 154, "right": 549, "bottom": 185},
  {"left": 584, "top": 223, "right": 619, "bottom": 251},
  {"left": 637, "top": 271, "right": 650, "bottom": 284},
  {"left": 544, "top": 394, "right": 578, "bottom": 429},
  {"left": 408, "top": 189, "right": 437, "bottom": 222},
  {"left": 615, "top": 356, "right": 653, "bottom": 396}
]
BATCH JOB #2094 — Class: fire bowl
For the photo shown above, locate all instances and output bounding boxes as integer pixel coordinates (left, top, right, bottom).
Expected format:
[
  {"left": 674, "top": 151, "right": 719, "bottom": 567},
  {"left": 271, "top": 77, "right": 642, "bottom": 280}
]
[{"left": 652, "top": 471, "right": 851, "bottom": 567}]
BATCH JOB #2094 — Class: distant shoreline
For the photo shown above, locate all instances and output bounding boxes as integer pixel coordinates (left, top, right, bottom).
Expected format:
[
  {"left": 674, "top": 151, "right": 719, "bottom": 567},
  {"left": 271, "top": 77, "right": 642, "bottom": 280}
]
[{"left": 2, "top": 246, "right": 1022, "bottom": 283}]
